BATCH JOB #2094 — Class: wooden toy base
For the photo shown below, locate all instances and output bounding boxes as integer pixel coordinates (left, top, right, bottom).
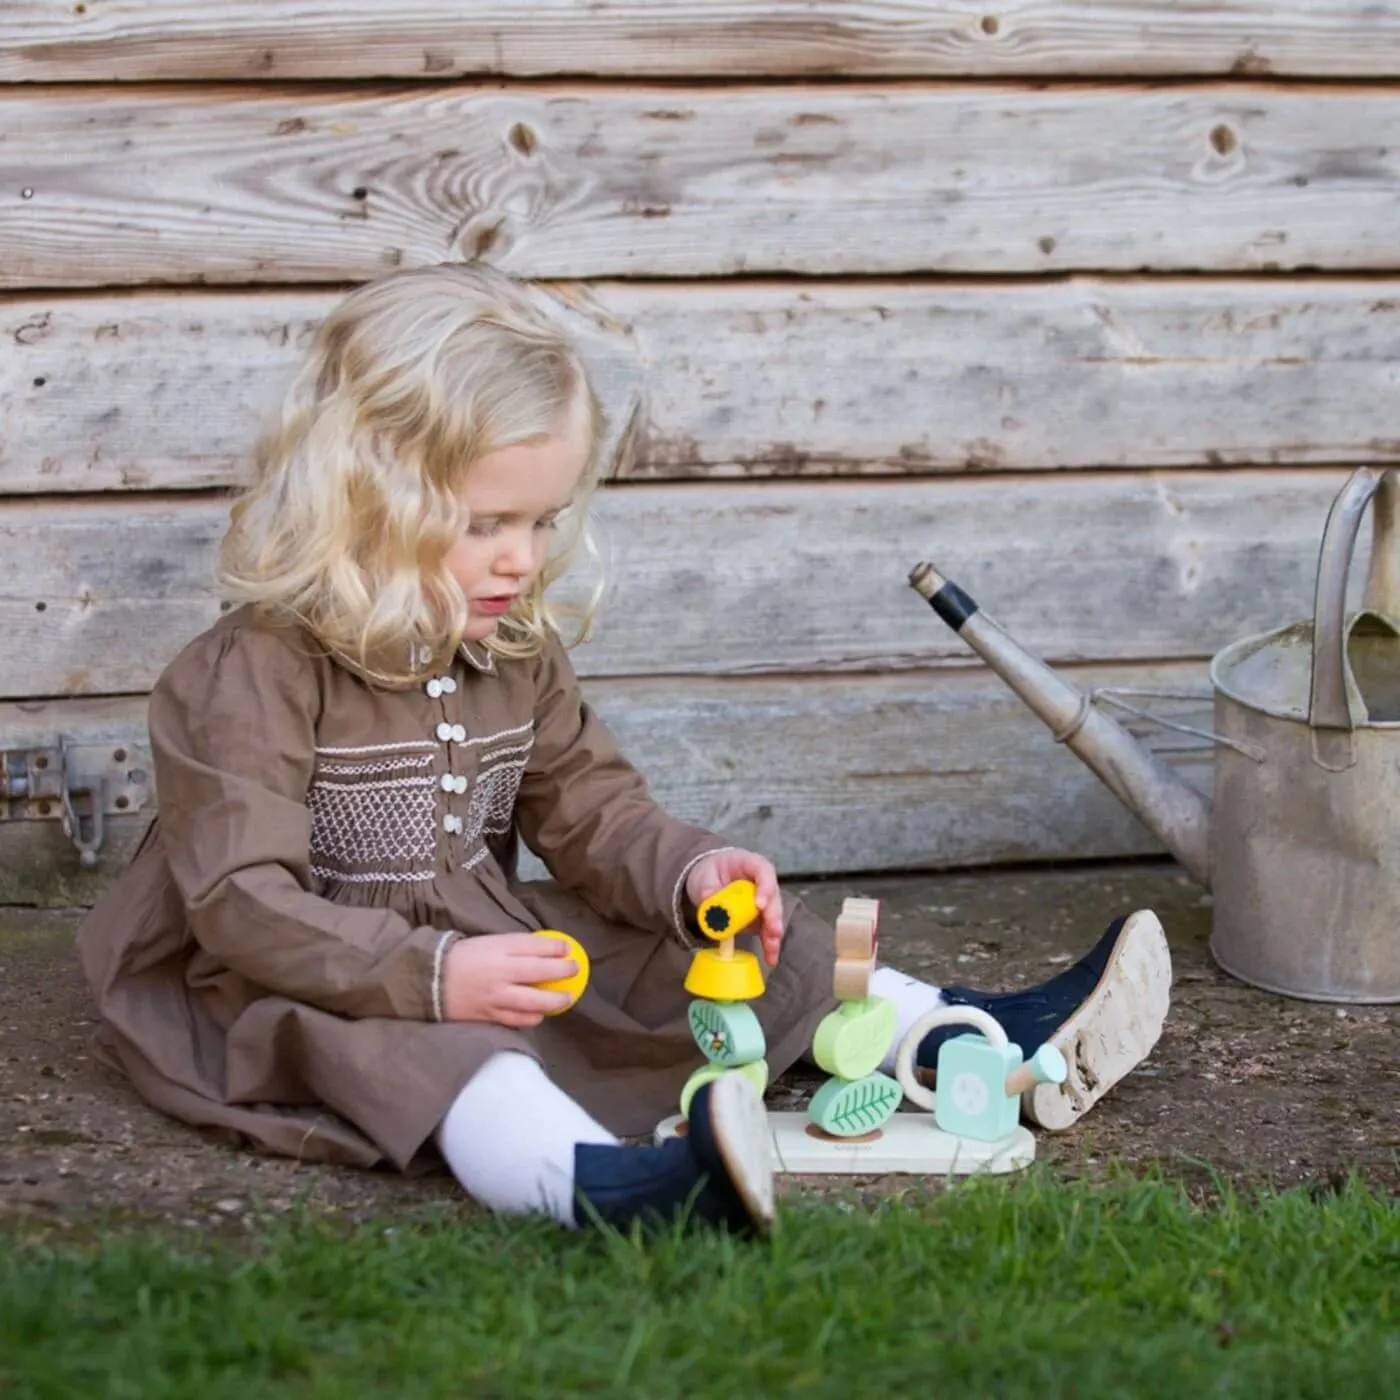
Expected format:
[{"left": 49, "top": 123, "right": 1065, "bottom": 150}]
[{"left": 654, "top": 1111, "right": 1036, "bottom": 1176}]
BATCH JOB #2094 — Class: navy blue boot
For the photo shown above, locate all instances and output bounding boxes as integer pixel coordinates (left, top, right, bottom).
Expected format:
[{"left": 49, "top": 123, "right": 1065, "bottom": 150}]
[
  {"left": 918, "top": 910, "right": 1172, "bottom": 1130},
  {"left": 573, "top": 1074, "right": 774, "bottom": 1237}
]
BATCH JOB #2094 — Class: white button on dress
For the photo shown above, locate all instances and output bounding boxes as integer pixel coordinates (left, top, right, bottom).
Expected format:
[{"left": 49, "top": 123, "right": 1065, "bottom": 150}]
[
  {"left": 426, "top": 679, "right": 443, "bottom": 699},
  {"left": 436, "top": 722, "right": 454, "bottom": 742},
  {"left": 440, "top": 676, "right": 458, "bottom": 694},
  {"left": 443, "top": 814, "right": 464, "bottom": 835},
  {"left": 451, "top": 724, "right": 467, "bottom": 743}
]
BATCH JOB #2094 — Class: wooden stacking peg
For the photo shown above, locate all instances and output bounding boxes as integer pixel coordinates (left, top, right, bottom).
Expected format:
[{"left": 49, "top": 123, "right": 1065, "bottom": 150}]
[
  {"left": 806, "top": 895, "right": 903, "bottom": 1140},
  {"left": 678, "top": 880, "right": 772, "bottom": 1122}
]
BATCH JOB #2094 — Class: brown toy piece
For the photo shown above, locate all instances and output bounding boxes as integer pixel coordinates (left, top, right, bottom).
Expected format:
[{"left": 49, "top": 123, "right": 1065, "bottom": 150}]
[{"left": 831, "top": 898, "right": 880, "bottom": 1000}]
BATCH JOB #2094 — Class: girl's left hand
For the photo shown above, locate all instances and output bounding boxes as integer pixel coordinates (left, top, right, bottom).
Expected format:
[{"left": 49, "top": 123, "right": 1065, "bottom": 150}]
[{"left": 685, "top": 849, "right": 785, "bottom": 967}]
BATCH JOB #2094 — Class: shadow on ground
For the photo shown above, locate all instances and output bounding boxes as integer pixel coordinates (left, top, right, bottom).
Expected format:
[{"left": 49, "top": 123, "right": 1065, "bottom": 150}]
[{"left": 2, "top": 860, "right": 1396, "bottom": 1232}]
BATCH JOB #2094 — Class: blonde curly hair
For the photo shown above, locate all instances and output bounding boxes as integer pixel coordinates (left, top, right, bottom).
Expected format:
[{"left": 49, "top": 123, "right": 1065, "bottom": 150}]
[{"left": 219, "top": 262, "right": 605, "bottom": 681}]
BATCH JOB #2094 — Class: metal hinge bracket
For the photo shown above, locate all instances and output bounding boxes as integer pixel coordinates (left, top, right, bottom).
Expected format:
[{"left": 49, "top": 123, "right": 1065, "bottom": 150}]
[{"left": 0, "top": 739, "right": 151, "bottom": 867}]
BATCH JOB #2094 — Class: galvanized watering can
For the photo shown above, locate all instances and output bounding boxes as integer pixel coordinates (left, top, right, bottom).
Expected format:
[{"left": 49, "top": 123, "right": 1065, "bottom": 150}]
[{"left": 909, "top": 467, "right": 1400, "bottom": 1004}]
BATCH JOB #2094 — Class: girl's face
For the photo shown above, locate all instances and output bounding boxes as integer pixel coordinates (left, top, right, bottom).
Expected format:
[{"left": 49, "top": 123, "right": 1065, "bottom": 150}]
[{"left": 445, "top": 397, "right": 593, "bottom": 643}]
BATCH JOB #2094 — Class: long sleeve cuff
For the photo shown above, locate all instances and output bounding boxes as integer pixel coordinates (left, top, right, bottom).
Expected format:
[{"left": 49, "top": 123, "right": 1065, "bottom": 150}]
[
  {"left": 670, "top": 845, "right": 738, "bottom": 949},
  {"left": 431, "top": 930, "right": 462, "bottom": 1021}
]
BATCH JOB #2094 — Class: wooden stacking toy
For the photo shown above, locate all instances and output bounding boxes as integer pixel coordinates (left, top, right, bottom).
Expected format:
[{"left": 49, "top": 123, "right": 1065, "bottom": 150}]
[
  {"left": 679, "top": 880, "right": 769, "bottom": 1118},
  {"left": 657, "top": 896, "right": 1060, "bottom": 1177},
  {"left": 806, "top": 897, "right": 903, "bottom": 1138}
]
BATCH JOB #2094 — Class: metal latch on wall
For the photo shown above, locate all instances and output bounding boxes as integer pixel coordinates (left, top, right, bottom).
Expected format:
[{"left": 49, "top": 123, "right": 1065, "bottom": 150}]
[{"left": 0, "top": 740, "right": 152, "bottom": 867}]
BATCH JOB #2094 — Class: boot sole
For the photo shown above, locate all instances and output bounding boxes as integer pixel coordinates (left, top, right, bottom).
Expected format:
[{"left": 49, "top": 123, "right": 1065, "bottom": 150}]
[
  {"left": 706, "top": 1072, "right": 776, "bottom": 1235},
  {"left": 1023, "top": 909, "right": 1172, "bottom": 1132}
]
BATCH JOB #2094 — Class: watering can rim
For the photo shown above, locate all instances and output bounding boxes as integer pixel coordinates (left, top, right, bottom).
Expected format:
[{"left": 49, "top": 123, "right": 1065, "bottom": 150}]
[
  {"left": 1209, "top": 609, "right": 1400, "bottom": 729},
  {"left": 1207, "top": 466, "right": 1400, "bottom": 732}
]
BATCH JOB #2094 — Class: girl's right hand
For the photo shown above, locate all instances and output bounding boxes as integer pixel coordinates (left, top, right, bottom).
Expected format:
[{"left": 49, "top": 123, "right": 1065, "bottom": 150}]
[{"left": 439, "top": 933, "right": 577, "bottom": 1027}]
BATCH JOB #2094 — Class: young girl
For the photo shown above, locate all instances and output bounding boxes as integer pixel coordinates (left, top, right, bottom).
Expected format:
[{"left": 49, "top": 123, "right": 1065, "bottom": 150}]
[{"left": 76, "top": 263, "right": 1172, "bottom": 1238}]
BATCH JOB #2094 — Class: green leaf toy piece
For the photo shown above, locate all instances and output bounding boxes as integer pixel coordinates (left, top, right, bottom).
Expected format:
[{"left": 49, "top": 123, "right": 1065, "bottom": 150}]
[
  {"left": 806, "top": 1072, "right": 903, "bottom": 1138},
  {"left": 688, "top": 998, "right": 767, "bottom": 1067},
  {"left": 810, "top": 995, "right": 898, "bottom": 1080},
  {"left": 679, "top": 1060, "right": 769, "bottom": 1120}
]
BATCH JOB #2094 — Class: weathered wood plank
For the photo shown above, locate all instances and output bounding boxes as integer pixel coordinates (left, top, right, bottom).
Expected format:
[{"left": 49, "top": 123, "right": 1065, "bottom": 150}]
[
  {"left": 0, "top": 283, "right": 651, "bottom": 493},
  {"left": 0, "top": 663, "right": 1212, "bottom": 904},
  {"left": 6, "top": 279, "right": 1399, "bottom": 494},
  {"left": 4, "top": 85, "right": 1400, "bottom": 285},
  {"left": 0, "top": 470, "right": 1361, "bottom": 698},
  {"left": 2, "top": 2, "right": 1397, "bottom": 80}
]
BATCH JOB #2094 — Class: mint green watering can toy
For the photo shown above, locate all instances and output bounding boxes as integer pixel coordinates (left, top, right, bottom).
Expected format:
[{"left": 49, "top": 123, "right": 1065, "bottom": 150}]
[{"left": 894, "top": 1006, "right": 1068, "bottom": 1142}]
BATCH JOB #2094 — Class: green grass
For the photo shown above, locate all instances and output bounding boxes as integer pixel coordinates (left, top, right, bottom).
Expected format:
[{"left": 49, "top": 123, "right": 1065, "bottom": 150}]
[{"left": 3, "top": 1173, "right": 1396, "bottom": 1399}]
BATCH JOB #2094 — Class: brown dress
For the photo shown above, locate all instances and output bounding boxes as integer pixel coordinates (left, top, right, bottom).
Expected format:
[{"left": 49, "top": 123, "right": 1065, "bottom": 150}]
[{"left": 75, "top": 608, "right": 837, "bottom": 1172}]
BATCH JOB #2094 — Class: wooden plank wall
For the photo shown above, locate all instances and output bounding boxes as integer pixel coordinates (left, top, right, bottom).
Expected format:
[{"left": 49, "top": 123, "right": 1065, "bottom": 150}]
[{"left": 2, "top": 1, "right": 1398, "bottom": 903}]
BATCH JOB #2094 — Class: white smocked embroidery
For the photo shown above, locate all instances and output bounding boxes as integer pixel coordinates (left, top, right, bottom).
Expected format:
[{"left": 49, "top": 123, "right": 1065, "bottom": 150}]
[
  {"left": 465, "top": 757, "right": 529, "bottom": 841},
  {"left": 309, "top": 726, "right": 538, "bottom": 883},
  {"left": 315, "top": 741, "right": 438, "bottom": 756},
  {"left": 462, "top": 721, "right": 531, "bottom": 749},
  {"left": 452, "top": 727, "right": 535, "bottom": 868},
  {"left": 315, "top": 754, "right": 435, "bottom": 778},
  {"left": 308, "top": 773, "right": 438, "bottom": 883},
  {"left": 309, "top": 866, "right": 437, "bottom": 885},
  {"left": 478, "top": 738, "right": 532, "bottom": 766}
]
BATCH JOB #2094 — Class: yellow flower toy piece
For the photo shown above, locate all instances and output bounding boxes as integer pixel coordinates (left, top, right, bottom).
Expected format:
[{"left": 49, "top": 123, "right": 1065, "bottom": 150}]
[
  {"left": 532, "top": 930, "right": 590, "bottom": 1014},
  {"left": 696, "top": 880, "right": 761, "bottom": 942},
  {"left": 687, "top": 879, "right": 766, "bottom": 1001}
]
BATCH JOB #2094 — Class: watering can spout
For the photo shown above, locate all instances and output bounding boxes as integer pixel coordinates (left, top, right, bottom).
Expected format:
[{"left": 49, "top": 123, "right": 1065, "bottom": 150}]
[{"left": 908, "top": 563, "right": 1214, "bottom": 889}]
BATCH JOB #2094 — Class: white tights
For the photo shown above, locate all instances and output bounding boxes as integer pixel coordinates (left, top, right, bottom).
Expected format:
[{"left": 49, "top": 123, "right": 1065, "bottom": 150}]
[
  {"left": 435, "top": 969, "right": 946, "bottom": 1223},
  {"left": 868, "top": 966, "right": 947, "bottom": 1073},
  {"left": 436, "top": 1051, "right": 616, "bottom": 1228}
]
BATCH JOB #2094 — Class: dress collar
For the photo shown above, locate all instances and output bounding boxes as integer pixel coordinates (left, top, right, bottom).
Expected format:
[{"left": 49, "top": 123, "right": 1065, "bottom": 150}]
[
  {"left": 327, "top": 637, "right": 494, "bottom": 691},
  {"left": 459, "top": 642, "right": 497, "bottom": 674}
]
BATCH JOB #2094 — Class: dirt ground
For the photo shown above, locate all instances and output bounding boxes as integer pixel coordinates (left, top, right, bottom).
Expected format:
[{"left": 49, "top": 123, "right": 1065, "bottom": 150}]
[{"left": 2, "top": 860, "right": 1396, "bottom": 1233}]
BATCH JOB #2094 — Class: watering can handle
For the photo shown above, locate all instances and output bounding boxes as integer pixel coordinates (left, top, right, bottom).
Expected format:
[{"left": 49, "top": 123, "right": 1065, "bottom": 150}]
[
  {"left": 1309, "top": 467, "right": 1400, "bottom": 731},
  {"left": 893, "top": 1005, "right": 1007, "bottom": 1112}
]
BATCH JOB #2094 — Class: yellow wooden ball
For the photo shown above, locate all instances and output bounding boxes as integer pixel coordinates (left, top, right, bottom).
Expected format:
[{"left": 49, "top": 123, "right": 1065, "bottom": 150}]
[{"left": 533, "top": 930, "right": 590, "bottom": 1013}]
